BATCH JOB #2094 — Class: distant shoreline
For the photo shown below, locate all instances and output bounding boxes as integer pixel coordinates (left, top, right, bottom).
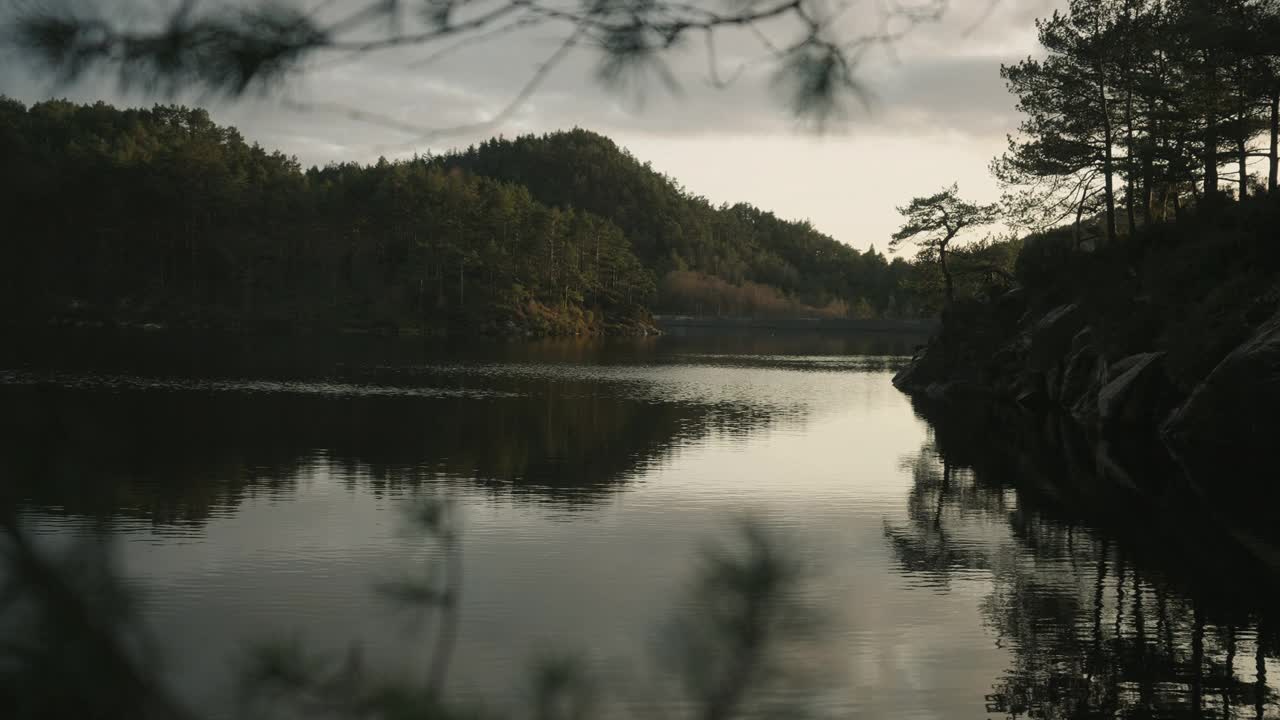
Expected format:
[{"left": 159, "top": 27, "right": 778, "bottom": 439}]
[{"left": 653, "top": 315, "right": 939, "bottom": 334}]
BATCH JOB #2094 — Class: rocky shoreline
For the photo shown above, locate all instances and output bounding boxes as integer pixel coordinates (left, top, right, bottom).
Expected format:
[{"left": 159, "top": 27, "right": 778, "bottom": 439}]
[{"left": 893, "top": 290, "right": 1280, "bottom": 552}]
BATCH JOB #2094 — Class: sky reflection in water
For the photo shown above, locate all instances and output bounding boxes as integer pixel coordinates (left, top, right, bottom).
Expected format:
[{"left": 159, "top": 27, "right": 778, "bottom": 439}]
[{"left": 3, "top": 332, "right": 1277, "bottom": 719}]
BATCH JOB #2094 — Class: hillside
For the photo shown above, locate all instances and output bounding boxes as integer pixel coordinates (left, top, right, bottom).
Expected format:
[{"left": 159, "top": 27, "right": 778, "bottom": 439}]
[
  {"left": 442, "top": 130, "right": 923, "bottom": 318},
  {"left": 0, "top": 100, "right": 929, "bottom": 335},
  {"left": 0, "top": 98, "right": 667, "bottom": 335}
]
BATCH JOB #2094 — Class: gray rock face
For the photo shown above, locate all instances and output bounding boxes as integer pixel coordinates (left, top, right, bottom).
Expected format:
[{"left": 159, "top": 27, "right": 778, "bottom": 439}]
[
  {"left": 892, "top": 286, "right": 1280, "bottom": 529},
  {"left": 1061, "top": 339, "right": 1103, "bottom": 420},
  {"left": 892, "top": 337, "right": 945, "bottom": 391},
  {"left": 1106, "top": 353, "right": 1148, "bottom": 382},
  {"left": 1164, "top": 310, "right": 1280, "bottom": 473},
  {"left": 1097, "top": 353, "right": 1172, "bottom": 430},
  {"left": 1027, "top": 304, "right": 1085, "bottom": 370},
  {"left": 894, "top": 299, "right": 1010, "bottom": 396}
]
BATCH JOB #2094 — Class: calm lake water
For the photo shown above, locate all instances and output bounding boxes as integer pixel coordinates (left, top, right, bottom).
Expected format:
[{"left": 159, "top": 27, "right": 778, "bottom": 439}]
[{"left": 3, "top": 330, "right": 1279, "bottom": 719}]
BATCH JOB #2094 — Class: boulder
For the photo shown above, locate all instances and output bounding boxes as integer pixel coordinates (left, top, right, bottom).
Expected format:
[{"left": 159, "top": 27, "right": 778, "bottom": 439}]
[
  {"left": 918, "top": 379, "right": 994, "bottom": 406},
  {"left": 1096, "top": 352, "right": 1175, "bottom": 431},
  {"left": 896, "top": 299, "right": 1008, "bottom": 394},
  {"left": 892, "top": 337, "right": 946, "bottom": 392},
  {"left": 984, "top": 335, "right": 1030, "bottom": 397},
  {"left": 1027, "top": 304, "right": 1085, "bottom": 371},
  {"left": 993, "top": 287, "right": 1028, "bottom": 333},
  {"left": 1009, "top": 368, "right": 1049, "bottom": 410},
  {"left": 1061, "top": 347, "right": 1103, "bottom": 419},
  {"left": 1105, "top": 353, "right": 1148, "bottom": 382},
  {"left": 1045, "top": 362, "right": 1061, "bottom": 404},
  {"left": 1069, "top": 326, "right": 1096, "bottom": 356},
  {"left": 1164, "top": 310, "right": 1280, "bottom": 480}
]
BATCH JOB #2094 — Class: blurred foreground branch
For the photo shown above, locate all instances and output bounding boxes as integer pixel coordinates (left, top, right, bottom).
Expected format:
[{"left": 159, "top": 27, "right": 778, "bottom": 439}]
[
  {"left": 1, "top": 498, "right": 818, "bottom": 720},
  {"left": 6, "top": 0, "right": 953, "bottom": 136},
  {"left": 0, "top": 515, "right": 192, "bottom": 720}
]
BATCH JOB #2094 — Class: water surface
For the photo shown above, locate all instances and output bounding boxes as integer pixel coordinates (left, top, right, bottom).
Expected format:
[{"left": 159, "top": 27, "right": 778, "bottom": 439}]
[{"left": 3, "top": 331, "right": 1278, "bottom": 718}]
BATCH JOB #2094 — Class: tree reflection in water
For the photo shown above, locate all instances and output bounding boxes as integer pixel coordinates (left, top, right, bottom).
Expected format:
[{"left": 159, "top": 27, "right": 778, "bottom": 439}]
[
  {"left": 0, "top": 330, "right": 904, "bottom": 524},
  {"left": 886, "top": 397, "right": 1280, "bottom": 719},
  {"left": 0, "top": 374, "right": 776, "bottom": 524}
]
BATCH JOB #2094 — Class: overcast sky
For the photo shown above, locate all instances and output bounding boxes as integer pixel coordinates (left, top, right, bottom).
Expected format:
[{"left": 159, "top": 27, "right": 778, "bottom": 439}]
[{"left": 1, "top": 0, "right": 1062, "bottom": 251}]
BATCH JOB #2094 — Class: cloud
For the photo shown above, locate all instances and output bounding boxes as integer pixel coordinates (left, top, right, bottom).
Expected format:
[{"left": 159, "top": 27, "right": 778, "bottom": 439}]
[
  {"left": 864, "top": 54, "right": 1019, "bottom": 138},
  {"left": 0, "top": 0, "right": 1059, "bottom": 160},
  {"left": 0, "top": 0, "right": 1065, "bottom": 249}
]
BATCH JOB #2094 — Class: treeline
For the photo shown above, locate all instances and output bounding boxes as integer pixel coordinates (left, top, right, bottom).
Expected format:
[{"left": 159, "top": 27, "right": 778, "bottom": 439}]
[
  {"left": 0, "top": 98, "right": 648, "bottom": 334},
  {"left": 443, "top": 130, "right": 924, "bottom": 317},
  {"left": 0, "top": 100, "right": 928, "bottom": 335},
  {"left": 996, "top": 0, "right": 1280, "bottom": 243},
  {"left": 659, "top": 271, "right": 862, "bottom": 319}
]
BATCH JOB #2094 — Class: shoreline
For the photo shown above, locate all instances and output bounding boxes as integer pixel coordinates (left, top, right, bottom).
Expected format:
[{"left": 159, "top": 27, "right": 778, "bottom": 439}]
[{"left": 653, "top": 315, "right": 938, "bottom": 334}]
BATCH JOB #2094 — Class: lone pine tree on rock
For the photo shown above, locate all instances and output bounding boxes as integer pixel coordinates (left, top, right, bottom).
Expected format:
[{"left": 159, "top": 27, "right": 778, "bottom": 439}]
[{"left": 890, "top": 184, "right": 996, "bottom": 304}]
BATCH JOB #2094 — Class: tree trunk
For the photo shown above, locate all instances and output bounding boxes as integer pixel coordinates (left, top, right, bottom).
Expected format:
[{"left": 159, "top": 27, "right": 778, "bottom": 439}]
[
  {"left": 1125, "top": 85, "right": 1137, "bottom": 235},
  {"left": 1140, "top": 78, "right": 1157, "bottom": 227},
  {"left": 1239, "top": 136, "right": 1249, "bottom": 200},
  {"left": 1238, "top": 60, "right": 1248, "bottom": 200},
  {"left": 934, "top": 461, "right": 951, "bottom": 528},
  {"left": 1223, "top": 625, "right": 1236, "bottom": 719},
  {"left": 1200, "top": 48, "right": 1221, "bottom": 200},
  {"left": 1141, "top": 149, "right": 1154, "bottom": 227},
  {"left": 1074, "top": 187, "right": 1089, "bottom": 249},
  {"left": 1134, "top": 571, "right": 1153, "bottom": 713},
  {"left": 1257, "top": 623, "right": 1268, "bottom": 720},
  {"left": 1100, "top": 75, "right": 1118, "bottom": 244},
  {"left": 1269, "top": 92, "right": 1278, "bottom": 193},
  {"left": 1191, "top": 605, "right": 1205, "bottom": 715},
  {"left": 1102, "top": 139, "right": 1118, "bottom": 243},
  {"left": 1092, "top": 541, "right": 1109, "bottom": 658},
  {"left": 1205, "top": 115, "right": 1219, "bottom": 199},
  {"left": 1233, "top": 59, "right": 1244, "bottom": 198},
  {"left": 939, "top": 243, "right": 954, "bottom": 303}
]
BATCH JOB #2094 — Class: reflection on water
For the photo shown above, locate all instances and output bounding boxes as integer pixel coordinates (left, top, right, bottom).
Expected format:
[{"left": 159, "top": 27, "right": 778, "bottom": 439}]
[
  {"left": 893, "top": 398, "right": 1280, "bottom": 719},
  {"left": 2, "top": 330, "right": 1278, "bottom": 719},
  {"left": 2, "top": 378, "right": 735, "bottom": 517},
  {"left": 0, "top": 353, "right": 877, "bottom": 521}
]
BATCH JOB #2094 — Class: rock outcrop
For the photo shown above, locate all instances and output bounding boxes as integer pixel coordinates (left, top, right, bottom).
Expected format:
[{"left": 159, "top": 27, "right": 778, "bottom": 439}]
[
  {"left": 892, "top": 289, "right": 1262, "bottom": 492},
  {"left": 894, "top": 279, "right": 1280, "bottom": 475},
  {"left": 1095, "top": 352, "right": 1178, "bottom": 432},
  {"left": 1163, "top": 309, "right": 1280, "bottom": 483}
]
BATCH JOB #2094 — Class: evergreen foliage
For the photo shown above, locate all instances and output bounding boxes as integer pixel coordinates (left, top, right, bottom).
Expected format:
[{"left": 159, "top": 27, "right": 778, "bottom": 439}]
[
  {"left": 889, "top": 185, "right": 998, "bottom": 304},
  {"left": 0, "top": 100, "right": 926, "bottom": 333},
  {"left": 445, "top": 130, "right": 923, "bottom": 318},
  {"left": 0, "top": 99, "right": 648, "bottom": 334},
  {"left": 994, "top": 0, "right": 1280, "bottom": 245}
]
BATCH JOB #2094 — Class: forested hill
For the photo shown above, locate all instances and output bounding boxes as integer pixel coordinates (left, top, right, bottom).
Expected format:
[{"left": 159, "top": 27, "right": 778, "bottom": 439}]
[
  {"left": 1, "top": 98, "right": 665, "bottom": 335},
  {"left": 444, "top": 130, "right": 920, "bottom": 319},
  {"left": 0, "top": 98, "right": 925, "bottom": 335}
]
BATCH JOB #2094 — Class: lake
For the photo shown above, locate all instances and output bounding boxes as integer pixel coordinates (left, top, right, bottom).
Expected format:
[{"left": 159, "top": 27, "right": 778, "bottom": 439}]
[{"left": 3, "top": 330, "right": 1278, "bottom": 719}]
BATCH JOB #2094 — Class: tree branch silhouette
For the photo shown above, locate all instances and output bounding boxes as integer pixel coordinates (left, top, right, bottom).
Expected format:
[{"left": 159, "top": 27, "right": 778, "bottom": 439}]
[{"left": 8, "top": 0, "right": 955, "bottom": 138}]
